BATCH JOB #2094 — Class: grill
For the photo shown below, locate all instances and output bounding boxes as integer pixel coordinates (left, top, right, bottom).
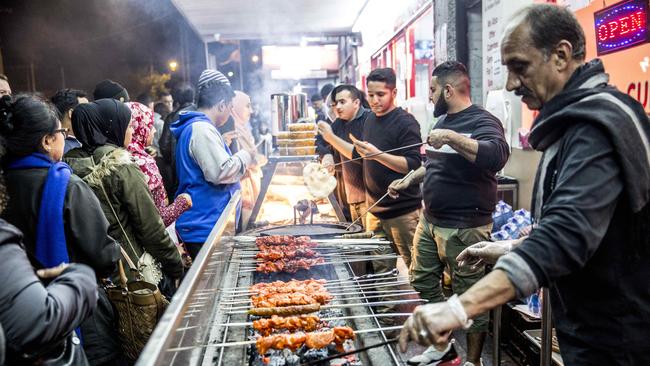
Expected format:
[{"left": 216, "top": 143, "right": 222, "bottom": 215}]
[{"left": 136, "top": 193, "right": 421, "bottom": 366}]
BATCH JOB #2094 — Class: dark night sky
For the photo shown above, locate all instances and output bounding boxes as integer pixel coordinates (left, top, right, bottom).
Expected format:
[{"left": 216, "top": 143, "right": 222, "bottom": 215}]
[{"left": 0, "top": 0, "right": 206, "bottom": 98}]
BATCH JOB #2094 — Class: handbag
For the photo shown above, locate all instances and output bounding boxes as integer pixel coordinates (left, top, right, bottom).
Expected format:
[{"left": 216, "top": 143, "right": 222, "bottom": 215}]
[
  {"left": 90, "top": 159, "right": 163, "bottom": 285},
  {"left": 105, "top": 248, "right": 168, "bottom": 361}
]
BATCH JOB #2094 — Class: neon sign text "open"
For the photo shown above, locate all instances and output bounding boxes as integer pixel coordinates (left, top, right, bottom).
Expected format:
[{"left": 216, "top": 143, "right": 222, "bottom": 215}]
[{"left": 594, "top": 0, "right": 650, "bottom": 55}]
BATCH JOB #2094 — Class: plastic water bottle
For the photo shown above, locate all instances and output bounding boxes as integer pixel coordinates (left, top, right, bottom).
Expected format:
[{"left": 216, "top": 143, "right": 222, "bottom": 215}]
[{"left": 528, "top": 292, "right": 540, "bottom": 316}]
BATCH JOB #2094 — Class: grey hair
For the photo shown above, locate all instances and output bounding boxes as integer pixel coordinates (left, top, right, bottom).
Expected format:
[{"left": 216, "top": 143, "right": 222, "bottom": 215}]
[{"left": 502, "top": 4, "right": 586, "bottom": 61}]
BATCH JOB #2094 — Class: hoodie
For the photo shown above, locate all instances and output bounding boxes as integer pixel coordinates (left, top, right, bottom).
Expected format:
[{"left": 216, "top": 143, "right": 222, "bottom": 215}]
[{"left": 171, "top": 111, "right": 250, "bottom": 243}]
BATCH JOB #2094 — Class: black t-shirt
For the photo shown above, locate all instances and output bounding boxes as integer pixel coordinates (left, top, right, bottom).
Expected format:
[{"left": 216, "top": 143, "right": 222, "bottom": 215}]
[
  {"left": 328, "top": 108, "right": 369, "bottom": 204},
  {"left": 423, "top": 105, "right": 509, "bottom": 228},
  {"left": 353, "top": 107, "right": 422, "bottom": 219}
]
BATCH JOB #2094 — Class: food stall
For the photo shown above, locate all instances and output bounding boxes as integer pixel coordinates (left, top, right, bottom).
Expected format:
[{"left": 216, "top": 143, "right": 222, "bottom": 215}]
[{"left": 136, "top": 192, "right": 423, "bottom": 366}]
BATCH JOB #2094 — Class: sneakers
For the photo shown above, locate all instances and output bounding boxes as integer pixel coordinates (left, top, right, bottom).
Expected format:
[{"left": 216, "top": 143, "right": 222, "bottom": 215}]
[
  {"left": 463, "top": 361, "right": 483, "bottom": 366},
  {"left": 406, "top": 342, "right": 461, "bottom": 366}
]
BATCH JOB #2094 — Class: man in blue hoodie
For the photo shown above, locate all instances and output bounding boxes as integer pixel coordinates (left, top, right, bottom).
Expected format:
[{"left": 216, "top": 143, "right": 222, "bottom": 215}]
[{"left": 171, "top": 70, "right": 255, "bottom": 259}]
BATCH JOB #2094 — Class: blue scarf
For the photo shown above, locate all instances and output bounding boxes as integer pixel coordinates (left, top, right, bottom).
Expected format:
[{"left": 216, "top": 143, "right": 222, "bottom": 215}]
[{"left": 7, "top": 153, "right": 72, "bottom": 267}]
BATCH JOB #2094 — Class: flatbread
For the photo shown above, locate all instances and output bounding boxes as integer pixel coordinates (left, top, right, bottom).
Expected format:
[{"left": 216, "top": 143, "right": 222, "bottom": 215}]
[{"left": 302, "top": 162, "right": 337, "bottom": 199}]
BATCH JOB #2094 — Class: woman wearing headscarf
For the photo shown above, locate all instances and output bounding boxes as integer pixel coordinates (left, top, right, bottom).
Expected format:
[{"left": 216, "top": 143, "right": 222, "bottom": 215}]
[
  {"left": 231, "top": 91, "right": 267, "bottom": 226},
  {"left": 0, "top": 94, "right": 120, "bottom": 365},
  {"left": 125, "top": 102, "right": 192, "bottom": 227},
  {"left": 65, "top": 99, "right": 183, "bottom": 287}
]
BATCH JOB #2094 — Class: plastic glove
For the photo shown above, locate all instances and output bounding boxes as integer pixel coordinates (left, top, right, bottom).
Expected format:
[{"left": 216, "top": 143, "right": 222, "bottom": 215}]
[
  {"left": 322, "top": 154, "right": 335, "bottom": 174},
  {"left": 387, "top": 176, "right": 412, "bottom": 199},
  {"left": 399, "top": 295, "right": 469, "bottom": 352},
  {"left": 456, "top": 240, "right": 514, "bottom": 267}
]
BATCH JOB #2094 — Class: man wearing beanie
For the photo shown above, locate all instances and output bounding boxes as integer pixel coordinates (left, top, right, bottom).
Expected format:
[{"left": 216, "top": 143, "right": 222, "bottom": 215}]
[
  {"left": 93, "top": 79, "right": 130, "bottom": 102},
  {"left": 171, "top": 69, "right": 255, "bottom": 259}
]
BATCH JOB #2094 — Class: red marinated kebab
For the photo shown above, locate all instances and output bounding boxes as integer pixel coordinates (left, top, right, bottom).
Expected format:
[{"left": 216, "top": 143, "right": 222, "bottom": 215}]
[
  {"left": 256, "top": 257, "right": 325, "bottom": 274},
  {"left": 252, "top": 315, "right": 321, "bottom": 336},
  {"left": 255, "top": 326, "right": 355, "bottom": 355},
  {"left": 255, "top": 235, "right": 315, "bottom": 247},
  {"left": 251, "top": 290, "right": 333, "bottom": 308},
  {"left": 255, "top": 245, "right": 320, "bottom": 261}
]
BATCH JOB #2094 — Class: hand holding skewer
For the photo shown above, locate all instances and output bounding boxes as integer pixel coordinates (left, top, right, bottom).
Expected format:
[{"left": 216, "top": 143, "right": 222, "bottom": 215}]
[
  {"left": 350, "top": 134, "right": 381, "bottom": 159},
  {"left": 399, "top": 295, "right": 472, "bottom": 352}
]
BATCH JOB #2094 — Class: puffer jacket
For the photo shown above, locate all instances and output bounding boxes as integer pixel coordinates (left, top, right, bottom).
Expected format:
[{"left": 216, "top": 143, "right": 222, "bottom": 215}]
[
  {"left": 65, "top": 145, "right": 183, "bottom": 280},
  {"left": 0, "top": 219, "right": 97, "bottom": 364}
]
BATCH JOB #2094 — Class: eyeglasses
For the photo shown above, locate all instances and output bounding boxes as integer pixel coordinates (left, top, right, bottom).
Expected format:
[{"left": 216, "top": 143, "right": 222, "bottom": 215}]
[{"left": 53, "top": 128, "right": 69, "bottom": 138}]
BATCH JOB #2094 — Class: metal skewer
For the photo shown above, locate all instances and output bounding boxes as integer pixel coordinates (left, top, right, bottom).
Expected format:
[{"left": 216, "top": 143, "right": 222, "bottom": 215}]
[
  {"left": 232, "top": 254, "right": 393, "bottom": 265},
  {"left": 221, "top": 269, "right": 399, "bottom": 291},
  {"left": 217, "top": 313, "right": 413, "bottom": 327},
  {"left": 223, "top": 290, "right": 419, "bottom": 308},
  {"left": 221, "top": 279, "right": 410, "bottom": 298},
  {"left": 227, "top": 298, "right": 425, "bottom": 315},
  {"left": 346, "top": 169, "right": 416, "bottom": 230},
  {"left": 331, "top": 142, "right": 425, "bottom": 167},
  {"left": 237, "top": 255, "right": 399, "bottom": 273},
  {"left": 164, "top": 326, "right": 404, "bottom": 353}
]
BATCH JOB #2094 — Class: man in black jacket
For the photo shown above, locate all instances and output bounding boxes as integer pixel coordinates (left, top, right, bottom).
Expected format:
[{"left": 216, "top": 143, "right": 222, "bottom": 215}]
[
  {"left": 399, "top": 5, "right": 650, "bottom": 365},
  {"left": 390, "top": 61, "right": 509, "bottom": 365},
  {"left": 158, "top": 83, "right": 196, "bottom": 196}
]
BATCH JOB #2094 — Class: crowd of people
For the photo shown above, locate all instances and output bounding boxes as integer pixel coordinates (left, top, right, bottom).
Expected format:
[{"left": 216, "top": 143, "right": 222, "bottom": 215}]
[
  {"left": 0, "top": 68, "right": 265, "bottom": 364},
  {"left": 0, "top": 3, "right": 648, "bottom": 366}
]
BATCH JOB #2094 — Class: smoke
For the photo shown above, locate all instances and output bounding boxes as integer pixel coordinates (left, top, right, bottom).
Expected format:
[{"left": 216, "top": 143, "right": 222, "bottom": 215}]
[{"left": 0, "top": 0, "right": 204, "bottom": 99}]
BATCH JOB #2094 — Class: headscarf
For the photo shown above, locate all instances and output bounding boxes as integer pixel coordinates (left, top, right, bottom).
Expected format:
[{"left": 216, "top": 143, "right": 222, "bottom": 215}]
[
  {"left": 231, "top": 91, "right": 256, "bottom": 152},
  {"left": 72, "top": 98, "right": 131, "bottom": 151},
  {"left": 125, "top": 102, "right": 165, "bottom": 204}
]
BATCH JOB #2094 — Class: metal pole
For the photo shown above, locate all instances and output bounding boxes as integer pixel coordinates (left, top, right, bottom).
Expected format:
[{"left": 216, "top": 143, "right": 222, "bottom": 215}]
[
  {"left": 30, "top": 61, "right": 36, "bottom": 92},
  {"left": 60, "top": 65, "right": 66, "bottom": 89},
  {"left": 540, "top": 287, "right": 553, "bottom": 366},
  {"left": 492, "top": 306, "right": 502, "bottom": 366},
  {"left": 238, "top": 40, "right": 244, "bottom": 91}
]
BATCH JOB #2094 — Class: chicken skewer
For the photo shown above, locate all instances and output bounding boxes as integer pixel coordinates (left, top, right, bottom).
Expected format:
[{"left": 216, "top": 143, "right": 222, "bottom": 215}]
[
  {"left": 164, "top": 325, "right": 403, "bottom": 353},
  {"left": 221, "top": 286, "right": 413, "bottom": 302},
  {"left": 225, "top": 291, "right": 419, "bottom": 311},
  {"left": 221, "top": 269, "right": 399, "bottom": 291},
  {"left": 228, "top": 298, "right": 425, "bottom": 316},
  {"left": 217, "top": 312, "right": 414, "bottom": 330},
  {"left": 220, "top": 288, "right": 416, "bottom": 305},
  {"left": 222, "top": 280, "right": 411, "bottom": 300}
]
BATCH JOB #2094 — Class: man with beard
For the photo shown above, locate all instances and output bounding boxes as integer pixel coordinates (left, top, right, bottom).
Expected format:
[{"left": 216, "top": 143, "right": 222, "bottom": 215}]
[
  {"left": 399, "top": 4, "right": 650, "bottom": 365},
  {"left": 389, "top": 61, "right": 509, "bottom": 366}
]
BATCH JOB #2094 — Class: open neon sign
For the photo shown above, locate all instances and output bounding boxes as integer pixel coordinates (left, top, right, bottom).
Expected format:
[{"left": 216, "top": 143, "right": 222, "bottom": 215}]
[{"left": 594, "top": 0, "right": 650, "bottom": 55}]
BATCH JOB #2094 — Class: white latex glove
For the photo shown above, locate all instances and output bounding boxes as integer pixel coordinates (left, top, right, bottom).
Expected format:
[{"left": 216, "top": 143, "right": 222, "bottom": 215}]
[
  {"left": 387, "top": 175, "right": 412, "bottom": 199},
  {"left": 456, "top": 240, "right": 514, "bottom": 268},
  {"left": 321, "top": 154, "right": 335, "bottom": 174},
  {"left": 399, "top": 295, "right": 470, "bottom": 352}
]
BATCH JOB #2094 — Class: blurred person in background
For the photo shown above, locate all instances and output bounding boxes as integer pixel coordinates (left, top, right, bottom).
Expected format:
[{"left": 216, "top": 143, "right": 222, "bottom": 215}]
[
  {"left": 159, "top": 91, "right": 173, "bottom": 112},
  {"left": 231, "top": 91, "right": 267, "bottom": 228},
  {"left": 311, "top": 93, "right": 327, "bottom": 123},
  {"left": 0, "top": 94, "right": 122, "bottom": 365},
  {"left": 135, "top": 92, "right": 154, "bottom": 111},
  {"left": 0, "top": 74, "right": 11, "bottom": 96},
  {"left": 151, "top": 101, "right": 171, "bottom": 155},
  {"left": 93, "top": 79, "right": 129, "bottom": 102},
  {"left": 50, "top": 88, "right": 90, "bottom": 153},
  {"left": 159, "top": 83, "right": 196, "bottom": 196}
]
